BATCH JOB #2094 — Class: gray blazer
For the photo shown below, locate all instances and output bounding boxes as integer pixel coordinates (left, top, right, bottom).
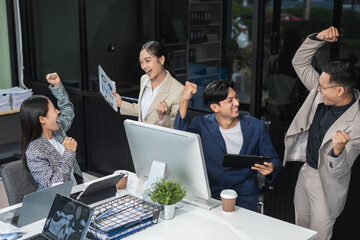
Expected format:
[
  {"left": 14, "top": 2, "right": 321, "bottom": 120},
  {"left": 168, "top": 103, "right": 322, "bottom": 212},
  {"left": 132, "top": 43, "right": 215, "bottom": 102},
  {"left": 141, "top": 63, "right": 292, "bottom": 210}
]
[
  {"left": 120, "top": 72, "right": 184, "bottom": 128},
  {"left": 284, "top": 36, "right": 360, "bottom": 218},
  {"left": 26, "top": 136, "right": 76, "bottom": 190},
  {"left": 26, "top": 83, "right": 83, "bottom": 190}
]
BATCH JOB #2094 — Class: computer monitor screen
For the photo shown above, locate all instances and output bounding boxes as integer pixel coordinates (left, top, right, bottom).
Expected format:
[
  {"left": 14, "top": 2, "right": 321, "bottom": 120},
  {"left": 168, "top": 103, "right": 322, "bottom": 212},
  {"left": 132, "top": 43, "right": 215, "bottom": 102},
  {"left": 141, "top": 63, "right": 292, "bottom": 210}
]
[{"left": 124, "top": 119, "right": 211, "bottom": 200}]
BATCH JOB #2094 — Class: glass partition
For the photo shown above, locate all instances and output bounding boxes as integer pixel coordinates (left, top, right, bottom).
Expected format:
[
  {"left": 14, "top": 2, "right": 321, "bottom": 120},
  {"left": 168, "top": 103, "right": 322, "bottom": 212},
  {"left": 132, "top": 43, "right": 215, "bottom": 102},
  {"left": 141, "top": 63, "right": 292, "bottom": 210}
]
[
  {"left": 86, "top": 0, "right": 144, "bottom": 98},
  {"left": 31, "top": 0, "right": 81, "bottom": 87},
  {"left": 262, "top": 0, "right": 334, "bottom": 124}
]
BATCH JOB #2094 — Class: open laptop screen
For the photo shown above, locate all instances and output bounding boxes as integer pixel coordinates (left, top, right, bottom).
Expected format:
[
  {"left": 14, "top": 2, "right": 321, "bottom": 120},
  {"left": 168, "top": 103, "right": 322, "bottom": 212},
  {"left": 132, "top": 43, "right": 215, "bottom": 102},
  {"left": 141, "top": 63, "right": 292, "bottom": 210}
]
[{"left": 42, "top": 194, "right": 94, "bottom": 240}]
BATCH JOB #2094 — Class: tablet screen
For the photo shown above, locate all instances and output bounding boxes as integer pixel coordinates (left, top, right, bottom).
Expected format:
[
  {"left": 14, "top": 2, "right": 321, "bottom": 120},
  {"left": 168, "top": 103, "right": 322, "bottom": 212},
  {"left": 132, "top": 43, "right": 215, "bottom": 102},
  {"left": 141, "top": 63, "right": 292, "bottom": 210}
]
[{"left": 222, "top": 154, "right": 271, "bottom": 169}]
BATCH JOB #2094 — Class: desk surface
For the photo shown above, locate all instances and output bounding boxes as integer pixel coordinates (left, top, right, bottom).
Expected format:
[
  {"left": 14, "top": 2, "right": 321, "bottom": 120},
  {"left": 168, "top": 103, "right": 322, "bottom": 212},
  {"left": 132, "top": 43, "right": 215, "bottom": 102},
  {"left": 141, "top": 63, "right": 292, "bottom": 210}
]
[
  {"left": 0, "top": 109, "right": 20, "bottom": 116},
  {"left": 0, "top": 172, "right": 317, "bottom": 240}
]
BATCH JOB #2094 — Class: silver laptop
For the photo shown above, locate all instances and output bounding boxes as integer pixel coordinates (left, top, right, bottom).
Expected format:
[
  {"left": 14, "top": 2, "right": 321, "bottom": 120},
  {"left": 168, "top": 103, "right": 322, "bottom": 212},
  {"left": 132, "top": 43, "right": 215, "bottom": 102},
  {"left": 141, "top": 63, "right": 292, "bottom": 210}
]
[
  {"left": 24, "top": 193, "right": 94, "bottom": 240},
  {"left": 0, "top": 180, "right": 73, "bottom": 227}
]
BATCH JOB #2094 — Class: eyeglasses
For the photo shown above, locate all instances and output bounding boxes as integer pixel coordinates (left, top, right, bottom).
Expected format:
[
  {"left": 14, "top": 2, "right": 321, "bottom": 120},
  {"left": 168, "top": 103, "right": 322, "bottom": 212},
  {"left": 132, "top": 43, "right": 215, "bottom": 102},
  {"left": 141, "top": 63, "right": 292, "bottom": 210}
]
[{"left": 317, "top": 85, "right": 340, "bottom": 92}]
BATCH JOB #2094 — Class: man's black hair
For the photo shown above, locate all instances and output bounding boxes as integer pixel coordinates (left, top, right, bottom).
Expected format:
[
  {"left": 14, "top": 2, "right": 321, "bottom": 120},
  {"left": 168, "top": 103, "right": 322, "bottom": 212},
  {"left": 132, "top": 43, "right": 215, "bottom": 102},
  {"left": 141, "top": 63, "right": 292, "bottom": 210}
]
[
  {"left": 322, "top": 61, "right": 358, "bottom": 92},
  {"left": 203, "top": 80, "right": 234, "bottom": 106}
]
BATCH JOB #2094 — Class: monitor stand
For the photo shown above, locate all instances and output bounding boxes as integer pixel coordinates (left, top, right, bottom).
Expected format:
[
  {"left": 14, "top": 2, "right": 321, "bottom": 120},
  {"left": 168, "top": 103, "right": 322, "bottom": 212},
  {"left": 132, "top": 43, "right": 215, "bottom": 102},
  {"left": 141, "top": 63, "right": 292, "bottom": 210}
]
[{"left": 143, "top": 160, "right": 166, "bottom": 203}]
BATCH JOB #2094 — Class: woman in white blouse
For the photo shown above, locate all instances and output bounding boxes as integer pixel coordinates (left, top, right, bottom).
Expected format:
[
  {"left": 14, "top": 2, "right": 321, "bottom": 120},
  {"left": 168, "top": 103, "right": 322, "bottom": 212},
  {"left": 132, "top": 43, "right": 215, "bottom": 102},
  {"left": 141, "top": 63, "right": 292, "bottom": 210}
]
[{"left": 113, "top": 41, "right": 184, "bottom": 128}]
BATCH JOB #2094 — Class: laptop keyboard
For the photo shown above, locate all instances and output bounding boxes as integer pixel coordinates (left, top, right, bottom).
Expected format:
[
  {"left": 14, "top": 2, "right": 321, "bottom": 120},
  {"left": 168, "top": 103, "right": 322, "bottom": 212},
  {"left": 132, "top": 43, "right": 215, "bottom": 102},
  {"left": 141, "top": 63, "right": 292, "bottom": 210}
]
[
  {"left": 182, "top": 195, "right": 221, "bottom": 210},
  {"left": 24, "top": 234, "right": 49, "bottom": 240},
  {"left": 0, "top": 220, "right": 20, "bottom": 234}
]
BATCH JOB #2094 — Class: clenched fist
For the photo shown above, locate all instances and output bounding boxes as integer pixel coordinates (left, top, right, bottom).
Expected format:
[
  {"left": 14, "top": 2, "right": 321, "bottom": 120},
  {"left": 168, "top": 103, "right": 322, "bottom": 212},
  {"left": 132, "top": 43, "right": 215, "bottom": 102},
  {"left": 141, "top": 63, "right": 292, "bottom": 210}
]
[
  {"left": 182, "top": 81, "right": 197, "bottom": 101},
  {"left": 332, "top": 130, "right": 350, "bottom": 156},
  {"left": 316, "top": 26, "right": 339, "bottom": 42},
  {"left": 46, "top": 73, "right": 61, "bottom": 87},
  {"left": 156, "top": 100, "right": 168, "bottom": 120},
  {"left": 63, "top": 137, "right": 77, "bottom": 153}
]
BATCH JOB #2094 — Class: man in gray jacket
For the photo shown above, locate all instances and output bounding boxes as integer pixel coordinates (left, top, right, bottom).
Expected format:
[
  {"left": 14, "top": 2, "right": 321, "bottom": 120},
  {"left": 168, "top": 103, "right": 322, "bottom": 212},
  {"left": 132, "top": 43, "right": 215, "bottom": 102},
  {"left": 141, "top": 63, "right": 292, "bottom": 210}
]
[{"left": 284, "top": 26, "right": 360, "bottom": 239}]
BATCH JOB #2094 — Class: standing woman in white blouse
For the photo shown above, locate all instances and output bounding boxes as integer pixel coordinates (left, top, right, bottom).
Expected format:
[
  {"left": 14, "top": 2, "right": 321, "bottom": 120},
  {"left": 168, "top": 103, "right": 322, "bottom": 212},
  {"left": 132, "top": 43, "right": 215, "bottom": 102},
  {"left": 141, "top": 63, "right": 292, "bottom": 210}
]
[
  {"left": 113, "top": 41, "right": 184, "bottom": 128},
  {"left": 20, "top": 73, "right": 83, "bottom": 190}
]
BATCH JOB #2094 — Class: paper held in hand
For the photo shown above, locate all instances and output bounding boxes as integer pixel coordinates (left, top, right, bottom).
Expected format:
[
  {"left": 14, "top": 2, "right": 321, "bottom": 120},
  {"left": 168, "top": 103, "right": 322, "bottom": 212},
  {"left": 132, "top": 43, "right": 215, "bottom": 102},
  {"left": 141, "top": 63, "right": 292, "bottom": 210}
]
[{"left": 98, "top": 65, "right": 118, "bottom": 112}]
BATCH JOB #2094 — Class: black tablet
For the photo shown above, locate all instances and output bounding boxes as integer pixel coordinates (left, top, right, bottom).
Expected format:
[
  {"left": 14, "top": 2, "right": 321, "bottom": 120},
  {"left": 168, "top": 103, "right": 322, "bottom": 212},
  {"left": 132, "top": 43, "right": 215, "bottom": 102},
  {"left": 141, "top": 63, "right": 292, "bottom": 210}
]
[
  {"left": 222, "top": 154, "right": 271, "bottom": 169},
  {"left": 71, "top": 173, "right": 124, "bottom": 200}
]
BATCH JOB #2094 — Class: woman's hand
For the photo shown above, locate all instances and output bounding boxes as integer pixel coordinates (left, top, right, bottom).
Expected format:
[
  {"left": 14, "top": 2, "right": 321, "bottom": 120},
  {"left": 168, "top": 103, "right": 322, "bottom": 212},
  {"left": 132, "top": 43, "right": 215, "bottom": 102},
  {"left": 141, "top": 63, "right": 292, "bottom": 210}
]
[
  {"left": 156, "top": 101, "right": 168, "bottom": 120},
  {"left": 111, "top": 92, "right": 122, "bottom": 108},
  {"left": 63, "top": 137, "right": 77, "bottom": 152},
  {"left": 46, "top": 73, "right": 61, "bottom": 87}
]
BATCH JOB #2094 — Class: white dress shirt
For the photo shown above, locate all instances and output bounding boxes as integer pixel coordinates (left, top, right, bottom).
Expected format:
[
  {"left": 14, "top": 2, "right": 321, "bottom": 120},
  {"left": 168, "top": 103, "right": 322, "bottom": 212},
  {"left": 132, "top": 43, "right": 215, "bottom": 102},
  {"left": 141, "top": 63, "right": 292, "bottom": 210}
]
[{"left": 140, "top": 72, "right": 167, "bottom": 122}]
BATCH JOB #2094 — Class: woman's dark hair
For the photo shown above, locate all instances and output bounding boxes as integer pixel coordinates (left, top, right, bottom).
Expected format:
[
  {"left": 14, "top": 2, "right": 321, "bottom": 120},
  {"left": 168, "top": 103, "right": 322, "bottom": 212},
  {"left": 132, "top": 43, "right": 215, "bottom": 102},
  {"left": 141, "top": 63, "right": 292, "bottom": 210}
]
[
  {"left": 141, "top": 41, "right": 176, "bottom": 78},
  {"left": 20, "top": 95, "right": 49, "bottom": 170},
  {"left": 203, "top": 80, "right": 234, "bottom": 107},
  {"left": 322, "top": 61, "right": 358, "bottom": 92}
]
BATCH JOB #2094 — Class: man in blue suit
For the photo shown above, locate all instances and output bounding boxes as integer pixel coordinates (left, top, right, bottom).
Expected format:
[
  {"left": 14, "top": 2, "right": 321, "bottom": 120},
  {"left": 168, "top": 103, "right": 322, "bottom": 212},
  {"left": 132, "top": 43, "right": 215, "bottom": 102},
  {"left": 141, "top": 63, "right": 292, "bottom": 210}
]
[{"left": 175, "top": 80, "right": 282, "bottom": 211}]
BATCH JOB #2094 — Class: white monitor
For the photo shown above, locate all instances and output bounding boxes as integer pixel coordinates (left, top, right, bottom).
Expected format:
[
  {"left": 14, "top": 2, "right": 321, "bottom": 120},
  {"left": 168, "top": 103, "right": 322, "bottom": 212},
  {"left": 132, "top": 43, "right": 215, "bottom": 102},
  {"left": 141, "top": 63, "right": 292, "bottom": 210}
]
[{"left": 124, "top": 119, "right": 211, "bottom": 200}]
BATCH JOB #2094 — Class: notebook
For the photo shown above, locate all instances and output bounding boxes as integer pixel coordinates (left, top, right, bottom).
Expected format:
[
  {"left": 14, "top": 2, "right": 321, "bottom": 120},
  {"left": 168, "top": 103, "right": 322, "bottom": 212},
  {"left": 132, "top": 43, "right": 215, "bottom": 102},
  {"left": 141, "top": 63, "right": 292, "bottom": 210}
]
[
  {"left": 0, "top": 180, "right": 73, "bottom": 228},
  {"left": 24, "top": 194, "right": 94, "bottom": 240}
]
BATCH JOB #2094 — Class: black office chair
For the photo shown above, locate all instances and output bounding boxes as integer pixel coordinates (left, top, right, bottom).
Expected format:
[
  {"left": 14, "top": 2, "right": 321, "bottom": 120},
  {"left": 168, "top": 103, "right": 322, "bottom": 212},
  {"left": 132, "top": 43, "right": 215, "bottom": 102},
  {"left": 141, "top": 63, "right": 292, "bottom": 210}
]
[
  {"left": 0, "top": 160, "right": 37, "bottom": 205},
  {"left": 256, "top": 172, "right": 273, "bottom": 214},
  {"left": 256, "top": 120, "right": 274, "bottom": 214}
]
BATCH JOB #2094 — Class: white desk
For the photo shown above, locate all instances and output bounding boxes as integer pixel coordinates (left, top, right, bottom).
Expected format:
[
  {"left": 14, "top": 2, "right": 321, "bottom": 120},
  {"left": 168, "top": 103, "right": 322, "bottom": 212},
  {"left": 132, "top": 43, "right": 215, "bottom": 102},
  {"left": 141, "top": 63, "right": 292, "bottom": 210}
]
[{"left": 0, "top": 172, "right": 317, "bottom": 240}]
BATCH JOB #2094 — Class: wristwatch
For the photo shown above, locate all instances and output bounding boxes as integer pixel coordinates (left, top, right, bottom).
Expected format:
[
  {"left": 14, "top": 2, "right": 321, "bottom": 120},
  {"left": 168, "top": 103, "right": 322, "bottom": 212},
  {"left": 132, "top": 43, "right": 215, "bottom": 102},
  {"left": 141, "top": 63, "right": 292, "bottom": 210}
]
[{"left": 309, "top": 33, "right": 322, "bottom": 41}]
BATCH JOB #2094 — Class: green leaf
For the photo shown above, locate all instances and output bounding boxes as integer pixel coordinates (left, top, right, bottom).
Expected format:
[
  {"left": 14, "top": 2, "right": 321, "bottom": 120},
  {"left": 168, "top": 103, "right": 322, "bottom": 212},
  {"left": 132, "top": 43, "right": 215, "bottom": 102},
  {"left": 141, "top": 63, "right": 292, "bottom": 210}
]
[{"left": 145, "top": 177, "right": 187, "bottom": 205}]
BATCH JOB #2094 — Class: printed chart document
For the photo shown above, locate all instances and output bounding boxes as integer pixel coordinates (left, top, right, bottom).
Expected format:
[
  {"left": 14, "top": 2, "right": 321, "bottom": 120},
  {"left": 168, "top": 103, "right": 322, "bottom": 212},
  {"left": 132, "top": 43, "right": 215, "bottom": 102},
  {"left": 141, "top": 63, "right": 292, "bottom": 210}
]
[{"left": 98, "top": 65, "right": 118, "bottom": 112}]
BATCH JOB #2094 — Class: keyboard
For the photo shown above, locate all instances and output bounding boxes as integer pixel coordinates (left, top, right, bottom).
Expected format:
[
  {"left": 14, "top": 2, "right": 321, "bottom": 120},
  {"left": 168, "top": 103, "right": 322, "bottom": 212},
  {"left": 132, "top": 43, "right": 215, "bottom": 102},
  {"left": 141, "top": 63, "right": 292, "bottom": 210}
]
[
  {"left": 182, "top": 195, "right": 221, "bottom": 210},
  {"left": 0, "top": 220, "right": 20, "bottom": 234},
  {"left": 24, "top": 234, "right": 49, "bottom": 240}
]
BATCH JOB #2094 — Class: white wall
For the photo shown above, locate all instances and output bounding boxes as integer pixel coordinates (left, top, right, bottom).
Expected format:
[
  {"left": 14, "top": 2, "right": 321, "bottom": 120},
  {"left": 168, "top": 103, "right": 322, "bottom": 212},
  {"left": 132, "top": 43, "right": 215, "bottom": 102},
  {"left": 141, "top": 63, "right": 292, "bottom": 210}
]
[{"left": 0, "top": 0, "right": 12, "bottom": 89}]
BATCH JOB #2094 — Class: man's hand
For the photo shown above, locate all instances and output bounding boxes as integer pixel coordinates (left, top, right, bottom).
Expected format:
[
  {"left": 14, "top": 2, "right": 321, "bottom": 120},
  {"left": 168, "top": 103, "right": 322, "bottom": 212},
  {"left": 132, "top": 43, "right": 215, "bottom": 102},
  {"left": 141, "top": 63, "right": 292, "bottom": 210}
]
[
  {"left": 316, "top": 26, "right": 339, "bottom": 42},
  {"left": 46, "top": 73, "right": 61, "bottom": 87},
  {"left": 332, "top": 130, "right": 350, "bottom": 156},
  {"left": 156, "top": 100, "right": 168, "bottom": 121},
  {"left": 251, "top": 161, "right": 274, "bottom": 176},
  {"left": 179, "top": 81, "right": 197, "bottom": 119},
  {"left": 111, "top": 92, "right": 122, "bottom": 108},
  {"left": 181, "top": 81, "right": 197, "bottom": 101},
  {"left": 63, "top": 137, "right": 77, "bottom": 153}
]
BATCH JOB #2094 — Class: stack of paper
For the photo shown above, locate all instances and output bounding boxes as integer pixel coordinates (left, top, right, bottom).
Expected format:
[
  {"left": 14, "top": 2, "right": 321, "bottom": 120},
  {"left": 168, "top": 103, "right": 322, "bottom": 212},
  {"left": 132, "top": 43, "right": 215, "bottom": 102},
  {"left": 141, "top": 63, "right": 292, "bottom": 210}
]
[
  {"left": 0, "top": 92, "right": 11, "bottom": 112},
  {"left": 9, "top": 87, "right": 33, "bottom": 110},
  {"left": 0, "top": 87, "right": 33, "bottom": 111}
]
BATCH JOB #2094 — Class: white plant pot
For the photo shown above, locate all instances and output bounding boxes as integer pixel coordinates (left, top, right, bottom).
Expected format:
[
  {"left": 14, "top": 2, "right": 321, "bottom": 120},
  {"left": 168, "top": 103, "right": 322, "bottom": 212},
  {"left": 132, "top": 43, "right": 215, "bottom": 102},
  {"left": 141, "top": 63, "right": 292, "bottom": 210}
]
[{"left": 160, "top": 204, "right": 176, "bottom": 220}]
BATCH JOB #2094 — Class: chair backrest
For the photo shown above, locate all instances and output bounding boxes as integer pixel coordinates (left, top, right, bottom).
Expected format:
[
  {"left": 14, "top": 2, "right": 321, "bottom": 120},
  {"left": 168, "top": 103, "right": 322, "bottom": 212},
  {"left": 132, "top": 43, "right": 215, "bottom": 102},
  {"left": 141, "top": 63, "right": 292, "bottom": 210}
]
[{"left": 0, "top": 160, "right": 37, "bottom": 205}]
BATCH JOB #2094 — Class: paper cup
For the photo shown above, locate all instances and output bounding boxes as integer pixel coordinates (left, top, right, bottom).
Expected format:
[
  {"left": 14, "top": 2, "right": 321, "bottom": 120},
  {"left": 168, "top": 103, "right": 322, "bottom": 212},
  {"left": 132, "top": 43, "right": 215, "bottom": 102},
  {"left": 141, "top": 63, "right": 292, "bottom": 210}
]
[{"left": 220, "top": 189, "right": 238, "bottom": 213}]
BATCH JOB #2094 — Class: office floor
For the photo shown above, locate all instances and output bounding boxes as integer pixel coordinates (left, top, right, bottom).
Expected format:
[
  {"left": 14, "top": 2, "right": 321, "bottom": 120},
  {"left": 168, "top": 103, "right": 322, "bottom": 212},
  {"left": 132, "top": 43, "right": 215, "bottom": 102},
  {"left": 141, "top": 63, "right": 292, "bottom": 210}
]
[{"left": 0, "top": 172, "right": 98, "bottom": 209}]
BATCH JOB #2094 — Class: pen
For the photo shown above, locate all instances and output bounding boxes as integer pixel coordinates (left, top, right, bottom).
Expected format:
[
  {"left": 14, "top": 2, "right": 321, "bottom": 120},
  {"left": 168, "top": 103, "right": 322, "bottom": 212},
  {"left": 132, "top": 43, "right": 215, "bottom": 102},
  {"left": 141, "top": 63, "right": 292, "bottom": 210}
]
[{"left": 95, "top": 208, "right": 113, "bottom": 221}]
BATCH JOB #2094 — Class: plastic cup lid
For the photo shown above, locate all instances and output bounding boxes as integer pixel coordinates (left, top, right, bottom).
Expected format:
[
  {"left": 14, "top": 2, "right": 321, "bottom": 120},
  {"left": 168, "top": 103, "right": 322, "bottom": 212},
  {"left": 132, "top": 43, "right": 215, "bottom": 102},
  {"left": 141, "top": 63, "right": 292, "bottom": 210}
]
[{"left": 220, "top": 189, "right": 238, "bottom": 199}]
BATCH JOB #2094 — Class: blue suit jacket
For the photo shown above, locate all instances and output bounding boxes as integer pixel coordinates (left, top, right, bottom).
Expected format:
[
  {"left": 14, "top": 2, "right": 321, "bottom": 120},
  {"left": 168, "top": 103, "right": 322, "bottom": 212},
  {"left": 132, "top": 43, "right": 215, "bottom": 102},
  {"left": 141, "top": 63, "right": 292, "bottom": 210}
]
[{"left": 175, "top": 112, "right": 282, "bottom": 198}]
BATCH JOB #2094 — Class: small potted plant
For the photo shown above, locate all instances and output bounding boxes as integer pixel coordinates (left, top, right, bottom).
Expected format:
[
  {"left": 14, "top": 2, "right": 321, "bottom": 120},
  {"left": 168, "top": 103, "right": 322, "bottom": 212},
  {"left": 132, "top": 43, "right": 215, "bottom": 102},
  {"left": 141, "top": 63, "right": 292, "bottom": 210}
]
[{"left": 146, "top": 177, "right": 186, "bottom": 220}]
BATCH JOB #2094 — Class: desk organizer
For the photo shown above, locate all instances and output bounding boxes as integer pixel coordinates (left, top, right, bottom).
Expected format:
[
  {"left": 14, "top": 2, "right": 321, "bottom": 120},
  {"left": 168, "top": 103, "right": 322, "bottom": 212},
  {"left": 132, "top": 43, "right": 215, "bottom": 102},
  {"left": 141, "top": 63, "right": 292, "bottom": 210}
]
[{"left": 87, "top": 194, "right": 161, "bottom": 240}]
